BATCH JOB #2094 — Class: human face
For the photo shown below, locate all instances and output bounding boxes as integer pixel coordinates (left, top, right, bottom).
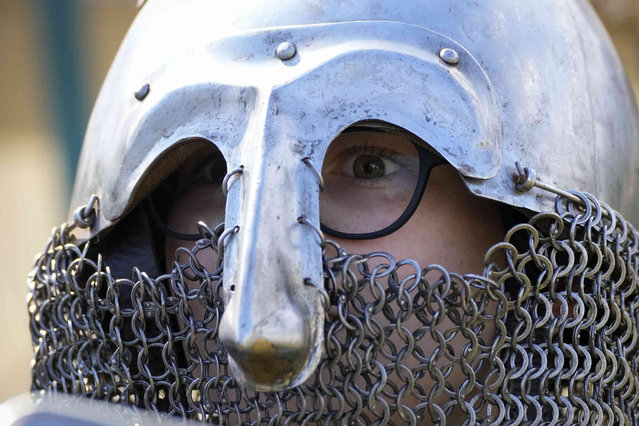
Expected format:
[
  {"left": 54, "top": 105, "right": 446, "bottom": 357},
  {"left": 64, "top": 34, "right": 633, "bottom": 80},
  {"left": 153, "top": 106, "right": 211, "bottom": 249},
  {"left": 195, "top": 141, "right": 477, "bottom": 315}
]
[
  {"left": 161, "top": 131, "right": 504, "bottom": 422},
  {"left": 164, "top": 132, "right": 504, "bottom": 275}
]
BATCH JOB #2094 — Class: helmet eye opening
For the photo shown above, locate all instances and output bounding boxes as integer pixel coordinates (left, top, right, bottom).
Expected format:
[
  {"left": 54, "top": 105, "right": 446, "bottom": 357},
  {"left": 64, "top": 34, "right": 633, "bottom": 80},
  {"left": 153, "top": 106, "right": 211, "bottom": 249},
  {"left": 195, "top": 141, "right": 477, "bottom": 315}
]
[
  {"left": 320, "top": 122, "right": 444, "bottom": 240},
  {"left": 146, "top": 143, "right": 228, "bottom": 242}
]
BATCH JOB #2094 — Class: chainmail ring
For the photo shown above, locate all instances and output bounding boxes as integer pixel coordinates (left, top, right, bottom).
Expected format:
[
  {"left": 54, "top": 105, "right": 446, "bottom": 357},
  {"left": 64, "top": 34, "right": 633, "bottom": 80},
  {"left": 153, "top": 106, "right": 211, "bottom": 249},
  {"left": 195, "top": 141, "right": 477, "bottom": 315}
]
[{"left": 28, "top": 193, "right": 639, "bottom": 424}]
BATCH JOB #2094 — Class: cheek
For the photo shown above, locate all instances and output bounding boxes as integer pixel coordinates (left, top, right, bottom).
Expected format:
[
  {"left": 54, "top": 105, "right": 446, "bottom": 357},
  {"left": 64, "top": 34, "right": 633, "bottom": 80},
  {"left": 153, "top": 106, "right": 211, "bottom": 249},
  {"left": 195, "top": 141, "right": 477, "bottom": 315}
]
[
  {"left": 164, "top": 184, "right": 226, "bottom": 272},
  {"left": 325, "top": 166, "right": 503, "bottom": 417},
  {"left": 332, "top": 166, "right": 504, "bottom": 273}
]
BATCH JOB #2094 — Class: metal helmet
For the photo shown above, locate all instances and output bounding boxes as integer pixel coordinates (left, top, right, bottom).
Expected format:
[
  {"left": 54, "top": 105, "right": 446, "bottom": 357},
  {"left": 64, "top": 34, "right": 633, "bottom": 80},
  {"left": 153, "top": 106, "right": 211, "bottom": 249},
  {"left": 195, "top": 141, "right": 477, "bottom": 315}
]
[{"left": 29, "top": 0, "right": 639, "bottom": 423}]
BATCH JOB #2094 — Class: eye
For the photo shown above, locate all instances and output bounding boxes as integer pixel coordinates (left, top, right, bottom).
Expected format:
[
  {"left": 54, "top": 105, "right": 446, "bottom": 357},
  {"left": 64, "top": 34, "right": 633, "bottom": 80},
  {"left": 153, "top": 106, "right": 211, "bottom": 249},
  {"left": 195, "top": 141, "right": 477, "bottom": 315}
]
[
  {"left": 339, "top": 150, "right": 403, "bottom": 182},
  {"left": 353, "top": 154, "right": 384, "bottom": 179},
  {"left": 192, "top": 156, "right": 227, "bottom": 185},
  {"left": 320, "top": 130, "right": 426, "bottom": 236},
  {"left": 324, "top": 133, "right": 418, "bottom": 190}
]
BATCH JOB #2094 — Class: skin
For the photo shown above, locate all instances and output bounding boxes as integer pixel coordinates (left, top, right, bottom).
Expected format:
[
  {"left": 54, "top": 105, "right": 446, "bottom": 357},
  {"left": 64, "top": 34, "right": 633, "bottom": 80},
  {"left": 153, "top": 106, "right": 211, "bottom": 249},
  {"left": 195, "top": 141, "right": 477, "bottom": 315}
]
[
  {"left": 165, "top": 137, "right": 504, "bottom": 276},
  {"left": 332, "top": 164, "right": 504, "bottom": 271},
  {"left": 162, "top": 135, "right": 505, "bottom": 422}
]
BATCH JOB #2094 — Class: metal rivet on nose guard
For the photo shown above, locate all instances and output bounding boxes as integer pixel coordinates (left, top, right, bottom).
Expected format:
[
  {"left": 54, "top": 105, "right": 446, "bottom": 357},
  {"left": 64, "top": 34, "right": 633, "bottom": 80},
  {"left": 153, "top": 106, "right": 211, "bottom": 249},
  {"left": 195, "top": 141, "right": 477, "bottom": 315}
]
[
  {"left": 439, "top": 48, "right": 459, "bottom": 65},
  {"left": 134, "top": 83, "right": 150, "bottom": 101},
  {"left": 276, "top": 41, "right": 297, "bottom": 61}
]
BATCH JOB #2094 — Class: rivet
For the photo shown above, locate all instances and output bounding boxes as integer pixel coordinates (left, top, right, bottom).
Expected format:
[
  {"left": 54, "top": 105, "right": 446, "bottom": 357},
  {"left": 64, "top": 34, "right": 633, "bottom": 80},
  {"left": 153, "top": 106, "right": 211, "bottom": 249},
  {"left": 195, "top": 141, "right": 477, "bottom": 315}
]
[
  {"left": 439, "top": 48, "right": 460, "bottom": 66},
  {"left": 134, "top": 83, "right": 150, "bottom": 101},
  {"left": 276, "top": 41, "right": 297, "bottom": 61}
]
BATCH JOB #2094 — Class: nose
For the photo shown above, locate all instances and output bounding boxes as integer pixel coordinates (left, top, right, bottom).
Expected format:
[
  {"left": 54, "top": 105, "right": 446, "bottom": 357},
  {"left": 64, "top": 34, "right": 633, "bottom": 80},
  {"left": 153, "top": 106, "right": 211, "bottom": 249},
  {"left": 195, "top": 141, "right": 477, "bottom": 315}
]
[{"left": 218, "top": 143, "right": 324, "bottom": 391}]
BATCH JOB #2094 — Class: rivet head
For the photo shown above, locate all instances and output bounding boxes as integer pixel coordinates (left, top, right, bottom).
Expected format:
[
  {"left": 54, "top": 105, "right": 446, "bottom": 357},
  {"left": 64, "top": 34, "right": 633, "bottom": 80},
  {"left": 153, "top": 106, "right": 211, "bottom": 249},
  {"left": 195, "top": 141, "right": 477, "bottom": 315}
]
[
  {"left": 439, "top": 48, "right": 459, "bottom": 66},
  {"left": 134, "top": 83, "right": 150, "bottom": 101},
  {"left": 276, "top": 41, "right": 297, "bottom": 61}
]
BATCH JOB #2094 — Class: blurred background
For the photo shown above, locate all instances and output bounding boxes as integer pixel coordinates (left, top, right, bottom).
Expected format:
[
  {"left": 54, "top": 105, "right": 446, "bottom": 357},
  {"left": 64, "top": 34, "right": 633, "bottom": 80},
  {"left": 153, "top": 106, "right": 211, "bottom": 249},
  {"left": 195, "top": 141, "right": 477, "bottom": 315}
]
[{"left": 0, "top": 0, "right": 638, "bottom": 403}]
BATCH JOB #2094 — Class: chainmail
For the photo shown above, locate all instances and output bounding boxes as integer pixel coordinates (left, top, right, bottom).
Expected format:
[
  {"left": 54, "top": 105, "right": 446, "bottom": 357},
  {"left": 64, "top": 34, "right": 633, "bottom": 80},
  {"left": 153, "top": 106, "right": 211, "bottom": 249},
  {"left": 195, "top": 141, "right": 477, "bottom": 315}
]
[{"left": 29, "top": 192, "right": 639, "bottom": 424}]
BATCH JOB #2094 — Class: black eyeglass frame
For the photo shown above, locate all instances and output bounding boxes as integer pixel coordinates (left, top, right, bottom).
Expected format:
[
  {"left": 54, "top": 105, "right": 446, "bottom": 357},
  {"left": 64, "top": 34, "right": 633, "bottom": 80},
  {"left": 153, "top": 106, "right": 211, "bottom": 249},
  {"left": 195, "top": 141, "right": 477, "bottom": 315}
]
[
  {"left": 319, "top": 128, "right": 443, "bottom": 240},
  {"left": 147, "top": 196, "right": 202, "bottom": 241},
  {"left": 148, "top": 124, "right": 444, "bottom": 242}
]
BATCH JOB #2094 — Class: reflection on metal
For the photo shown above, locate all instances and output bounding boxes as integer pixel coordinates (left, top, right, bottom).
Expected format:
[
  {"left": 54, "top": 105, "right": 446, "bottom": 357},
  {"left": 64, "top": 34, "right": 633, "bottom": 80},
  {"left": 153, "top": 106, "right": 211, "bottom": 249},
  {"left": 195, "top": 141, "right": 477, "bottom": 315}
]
[
  {"left": 302, "top": 157, "right": 325, "bottom": 191},
  {"left": 221, "top": 165, "right": 244, "bottom": 197},
  {"left": 69, "top": 0, "right": 639, "bottom": 241},
  {"left": 439, "top": 47, "right": 459, "bottom": 65},
  {"left": 514, "top": 161, "right": 539, "bottom": 192},
  {"left": 515, "top": 161, "right": 615, "bottom": 221},
  {"left": 29, "top": 191, "right": 639, "bottom": 423},
  {"left": 71, "top": 17, "right": 503, "bottom": 232},
  {"left": 0, "top": 392, "right": 194, "bottom": 425},
  {"left": 134, "top": 83, "right": 150, "bottom": 101},
  {"left": 275, "top": 41, "right": 297, "bottom": 60},
  {"left": 72, "top": 194, "right": 98, "bottom": 229}
]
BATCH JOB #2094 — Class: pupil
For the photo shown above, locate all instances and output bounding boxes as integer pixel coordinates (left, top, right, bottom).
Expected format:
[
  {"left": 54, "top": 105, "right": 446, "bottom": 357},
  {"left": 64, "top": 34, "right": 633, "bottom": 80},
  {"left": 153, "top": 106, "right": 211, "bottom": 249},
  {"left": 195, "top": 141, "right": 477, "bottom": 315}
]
[{"left": 353, "top": 155, "right": 385, "bottom": 179}]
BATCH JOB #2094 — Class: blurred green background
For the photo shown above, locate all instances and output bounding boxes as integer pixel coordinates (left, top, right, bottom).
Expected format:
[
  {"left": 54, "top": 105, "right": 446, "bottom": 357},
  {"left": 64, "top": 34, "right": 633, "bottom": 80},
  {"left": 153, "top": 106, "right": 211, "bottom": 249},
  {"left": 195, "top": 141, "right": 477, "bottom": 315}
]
[{"left": 0, "top": 0, "right": 638, "bottom": 403}]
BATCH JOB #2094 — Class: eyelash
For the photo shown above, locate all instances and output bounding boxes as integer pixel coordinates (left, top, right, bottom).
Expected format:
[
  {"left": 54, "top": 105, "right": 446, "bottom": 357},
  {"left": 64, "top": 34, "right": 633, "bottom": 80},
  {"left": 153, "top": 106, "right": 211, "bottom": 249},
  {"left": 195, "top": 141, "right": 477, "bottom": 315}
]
[
  {"left": 335, "top": 143, "right": 407, "bottom": 189},
  {"left": 341, "top": 142, "right": 400, "bottom": 161}
]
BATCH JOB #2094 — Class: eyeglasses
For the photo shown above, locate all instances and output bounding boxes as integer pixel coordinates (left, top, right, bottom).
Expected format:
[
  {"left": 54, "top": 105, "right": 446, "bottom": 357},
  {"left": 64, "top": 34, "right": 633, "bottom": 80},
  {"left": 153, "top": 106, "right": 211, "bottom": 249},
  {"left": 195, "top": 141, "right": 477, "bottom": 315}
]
[
  {"left": 147, "top": 153, "right": 228, "bottom": 241},
  {"left": 320, "top": 127, "right": 443, "bottom": 239},
  {"left": 149, "top": 127, "right": 442, "bottom": 241}
]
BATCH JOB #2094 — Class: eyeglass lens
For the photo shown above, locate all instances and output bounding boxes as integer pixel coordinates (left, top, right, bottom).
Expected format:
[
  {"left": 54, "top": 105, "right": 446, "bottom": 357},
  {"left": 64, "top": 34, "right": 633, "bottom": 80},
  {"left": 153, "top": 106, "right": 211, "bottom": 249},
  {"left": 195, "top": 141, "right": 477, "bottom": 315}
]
[{"left": 320, "top": 131, "right": 422, "bottom": 236}]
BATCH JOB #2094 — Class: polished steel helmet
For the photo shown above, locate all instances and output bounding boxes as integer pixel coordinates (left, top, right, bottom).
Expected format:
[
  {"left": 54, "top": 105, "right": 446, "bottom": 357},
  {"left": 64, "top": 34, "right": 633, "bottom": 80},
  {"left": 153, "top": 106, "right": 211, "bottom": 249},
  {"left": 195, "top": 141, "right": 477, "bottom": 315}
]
[
  {"left": 71, "top": 0, "right": 639, "bottom": 232},
  {"left": 28, "top": 0, "right": 639, "bottom": 423}
]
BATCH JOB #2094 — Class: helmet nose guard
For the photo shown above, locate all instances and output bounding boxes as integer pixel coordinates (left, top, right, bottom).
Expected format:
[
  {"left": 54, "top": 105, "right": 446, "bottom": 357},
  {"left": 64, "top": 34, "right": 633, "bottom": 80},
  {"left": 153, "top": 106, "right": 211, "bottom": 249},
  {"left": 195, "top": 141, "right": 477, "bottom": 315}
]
[
  {"left": 218, "top": 116, "right": 325, "bottom": 391},
  {"left": 218, "top": 291, "right": 315, "bottom": 390}
]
